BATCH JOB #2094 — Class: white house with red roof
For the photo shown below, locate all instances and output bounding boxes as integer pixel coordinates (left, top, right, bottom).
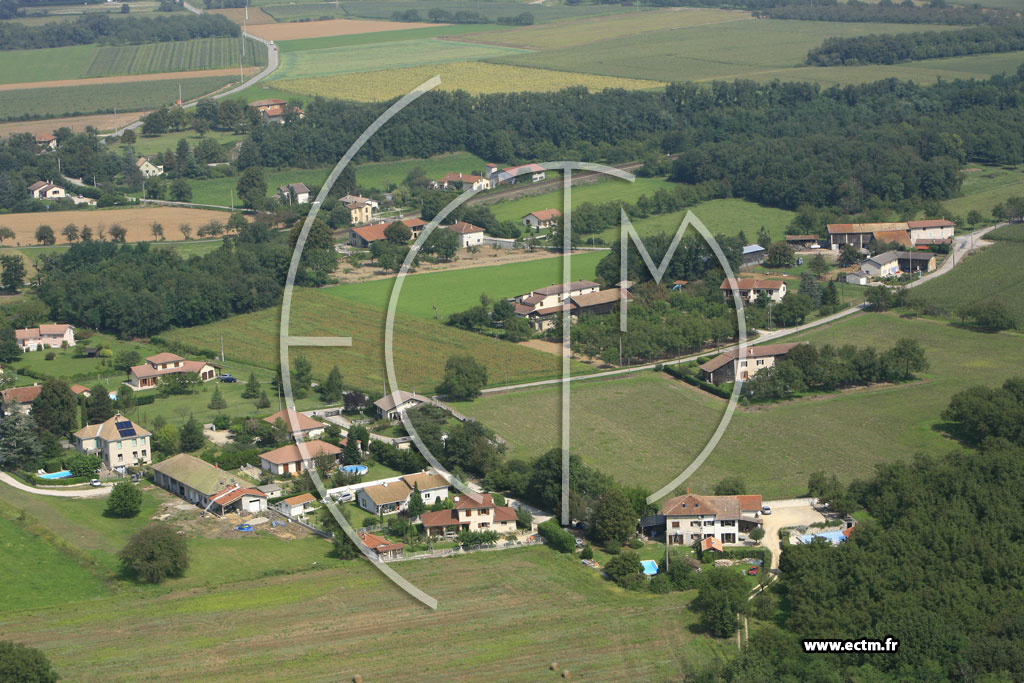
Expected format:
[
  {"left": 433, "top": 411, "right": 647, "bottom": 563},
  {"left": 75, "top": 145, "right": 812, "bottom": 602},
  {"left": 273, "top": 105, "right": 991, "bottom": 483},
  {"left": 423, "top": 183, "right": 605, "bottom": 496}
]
[
  {"left": 522, "top": 208, "right": 561, "bottom": 230},
  {"left": 434, "top": 172, "right": 491, "bottom": 192},
  {"left": 35, "top": 133, "right": 57, "bottom": 151},
  {"left": 359, "top": 532, "right": 404, "bottom": 560},
  {"left": 274, "top": 492, "right": 317, "bottom": 517},
  {"left": 418, "top": 492, "right": 518, "bottom": 538},
  {"left": 261, "top": 408, "right": 327, "bottom": 440},
  {"left": 487, "top": 163, "right": 546, "bottom": 185},
  {"left": 661, "top": 492, "right": 763, "bottom": 545},
  {"left": 258, "top": 439, "right": 342, "bottom": 476},
  {"left": 719, "top": 277, "right": 787, "bottom": 303},
  {"left": 15, "top": 324, "right": 75, "bottom": 351},
  {"left": 699, "top": 342, "right": 807, "bottom": 385},
  {"left": 441, "top": 221, "right": 485, "bottom": 248},
  {"left": 127, "top": 353, "right": 217, "bottom": 390},
  {"left": 28, "top": 181, "right": 66, "bottom": 200}
]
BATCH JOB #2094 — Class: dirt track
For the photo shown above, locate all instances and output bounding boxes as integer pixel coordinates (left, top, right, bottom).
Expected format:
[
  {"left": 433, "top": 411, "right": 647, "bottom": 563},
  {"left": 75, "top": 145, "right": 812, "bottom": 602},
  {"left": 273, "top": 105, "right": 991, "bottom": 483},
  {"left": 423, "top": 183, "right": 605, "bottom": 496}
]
[
  {"left": 246, "top": 18, "right": 440, "bottom": 41},
  {"left": 0, "top": 67, "right": 259, "bottom": 93}
]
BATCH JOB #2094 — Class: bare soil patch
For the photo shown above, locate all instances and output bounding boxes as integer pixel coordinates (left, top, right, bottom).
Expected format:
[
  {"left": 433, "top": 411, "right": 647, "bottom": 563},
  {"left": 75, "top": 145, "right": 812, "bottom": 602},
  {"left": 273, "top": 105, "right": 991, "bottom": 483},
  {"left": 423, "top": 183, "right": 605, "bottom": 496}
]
[
  {"left": 246, "top": 18, "right": 440, "bottom": 41},
  {"left": 0, "top": 111, "right": 149, "bottom": 137},
  {"left": 0, "top": 68, "right": 259, "bottom": 93},
  {"left": 0, "top": 206, "right": 237, "bottom": 246}
]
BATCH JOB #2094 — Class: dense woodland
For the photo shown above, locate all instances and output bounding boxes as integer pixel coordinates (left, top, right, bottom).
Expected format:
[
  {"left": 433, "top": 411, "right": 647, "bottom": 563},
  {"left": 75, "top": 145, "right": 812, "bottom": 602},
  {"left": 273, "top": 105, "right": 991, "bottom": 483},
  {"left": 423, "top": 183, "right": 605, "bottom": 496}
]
[
  {"left": 649, "top": 0, "right": 1009, "bottom": 25},
  {"left": 0, "top": 12, "right": 238, "bottom": 50},
  {"left": 808, "top": 24, "right": 1024, "bottom": 66}
]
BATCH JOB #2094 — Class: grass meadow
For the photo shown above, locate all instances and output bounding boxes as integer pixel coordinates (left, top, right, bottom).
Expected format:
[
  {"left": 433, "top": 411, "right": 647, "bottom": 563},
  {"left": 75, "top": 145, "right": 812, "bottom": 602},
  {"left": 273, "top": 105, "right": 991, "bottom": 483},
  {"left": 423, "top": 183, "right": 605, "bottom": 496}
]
[
  {"left": 0, "top": 75, "right": 240, "bottom": 120},
  {"left": 262, "top": 0, "right": 636, "bottom": 23},
  {"left": 488, "top": 176, "right": 675, "bottom": 223},
  {"left": 354, "top": 151, "right": 488, "bottom": 191},
  {"left": 275, "top": 23, "right": 507, "bottom": 53},
  {"left": 458, "top": 312, "right": 1024, "bottom": 500},
  {"left": 942, "top": 165, "right": 1024, "bottom": 219},
  {"left": 605, "top": 199, "right": 797, "bottom": 245}
]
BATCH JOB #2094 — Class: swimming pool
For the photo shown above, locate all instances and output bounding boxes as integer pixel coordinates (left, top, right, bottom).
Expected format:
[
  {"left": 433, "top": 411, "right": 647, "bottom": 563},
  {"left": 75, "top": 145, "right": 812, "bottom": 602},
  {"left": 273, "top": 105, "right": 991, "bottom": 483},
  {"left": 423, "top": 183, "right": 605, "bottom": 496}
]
[
  {"left": 39, "top": 470, "right": 73, "bottom": 479},
  {"left": 341, "top": 464, "right": 368, "bottom": 476}
]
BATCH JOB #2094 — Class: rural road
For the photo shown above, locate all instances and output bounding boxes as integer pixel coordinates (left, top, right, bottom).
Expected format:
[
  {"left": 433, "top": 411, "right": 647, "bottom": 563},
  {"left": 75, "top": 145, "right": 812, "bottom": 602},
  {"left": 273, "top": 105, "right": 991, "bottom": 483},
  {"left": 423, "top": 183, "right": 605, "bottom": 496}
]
[
  {"left": 480, "top": 221, "right": 1005, "bottom": 397},
  {"left": 758, "top": 498, "right": 824, "bottom": 570},
  {"left": 0, "top": 472, "right": 111, "bottom": 498}
]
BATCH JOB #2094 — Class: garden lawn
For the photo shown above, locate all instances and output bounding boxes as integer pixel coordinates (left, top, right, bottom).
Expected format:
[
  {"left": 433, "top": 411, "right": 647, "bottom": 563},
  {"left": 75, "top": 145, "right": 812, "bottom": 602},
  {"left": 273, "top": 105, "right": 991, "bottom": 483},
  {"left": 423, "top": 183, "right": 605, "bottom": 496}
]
[
  {"left": 182, "top": 166, "right": 333, "bottom": 207},
  {"left": 10, "top": 332, "right": 150, "bottom": 387}
]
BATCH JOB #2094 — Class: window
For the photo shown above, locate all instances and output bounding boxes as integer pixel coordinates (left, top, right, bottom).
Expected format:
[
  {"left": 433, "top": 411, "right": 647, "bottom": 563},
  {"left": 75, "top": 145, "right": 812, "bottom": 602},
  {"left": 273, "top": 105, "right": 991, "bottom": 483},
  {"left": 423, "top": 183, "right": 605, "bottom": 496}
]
[
  {"left": 756, "top": 359, "right": 765, "bottom": 366},
  {"left": 740, "top": 361, "right": 748, "bottom": 367},
  {"left": 703, "top": 520, "right": 714, "bottom": 526},
  {"left": 117, "top": 454, "right": 123, "bottom": 462},
  {"left": 671, "top": 521, "right": 680, "bottom": 529}
]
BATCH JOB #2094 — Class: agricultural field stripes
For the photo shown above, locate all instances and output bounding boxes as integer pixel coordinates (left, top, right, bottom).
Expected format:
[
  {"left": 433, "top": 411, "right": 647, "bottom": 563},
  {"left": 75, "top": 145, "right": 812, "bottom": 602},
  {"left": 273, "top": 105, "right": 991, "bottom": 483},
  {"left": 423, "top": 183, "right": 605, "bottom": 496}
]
[
  {"left": 0, "top": 75, "right": 241, "bottom": 120},
  {"left": 269, "top": 38, "right": 529, "bottom": 80},
  {"left": 488, "top": 19, "right": 967, "bottom": 84},
  {"left": 275, "top": 24, "right": 508, "bottom": 54},
  {"left": 261, "top": 0, "right": 638, "bottom": 24},
  {"left": 275, "top": 62, "right": 667, "bottom": 102},
  {"left": 0, "top": 44, "right": 99, "bottom": 85},
  {"left": 86, "top": 37, "right": 267, "bottom": 77}
]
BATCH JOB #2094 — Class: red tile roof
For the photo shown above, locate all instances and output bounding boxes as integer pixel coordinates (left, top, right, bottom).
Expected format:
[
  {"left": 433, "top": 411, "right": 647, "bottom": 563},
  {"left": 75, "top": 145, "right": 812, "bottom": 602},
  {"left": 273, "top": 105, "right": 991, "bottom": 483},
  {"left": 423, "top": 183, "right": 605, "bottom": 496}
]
[
  {"left": 258, "top": 440, "right": 340, "bottom": 465},
  {"left": 146, "top": 352, "right": 184, "bottom": 365},
  {"left": 701, "top": 537, "right": 724, "bottom": 552},
  {"left": 527, "top": 209, "right": 561, "bottom": 221},
  {"left": 419, "top": 509, "right": 464, "bottom": 528},
  {"left": 446, "top": 221, "right": 484, "bottom": 235},
  {"left": 493, "top": 506, "right": 518, "bottom": 522},
  {"left": 281, "top": 492, "right": 316, "bottom": 507},
  {"left": 907, "top": 219, "right": 954, "bottom": 229},
  {"left": 351, "top": 223, "right": 389, "bottom": 244},
  {"left": 262, "top": 408, "right": 326, "bottom": 433},
  {"left": 360, "top": 532, "right": 404, "bottom": 553},
  {"left": 453, "top": 492, "right": 493, "bottom": 509},
  {"left": 1, "top": 385, "right": 41, "bottom": 404},
  {"left": 210, "top": 487, "right": 266, "bottom": 507}
]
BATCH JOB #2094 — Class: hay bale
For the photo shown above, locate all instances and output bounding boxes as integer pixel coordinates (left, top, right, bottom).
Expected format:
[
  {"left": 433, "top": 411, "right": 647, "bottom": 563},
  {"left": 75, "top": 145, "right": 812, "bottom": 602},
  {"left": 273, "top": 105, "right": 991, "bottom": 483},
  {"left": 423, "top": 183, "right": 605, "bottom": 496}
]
[
  {"left": 550, "top": 662, "right": 559, "bottom": 671},
  {"left": 561, "top": 670, "right": 571, "bottom": 679},
  {"left": 352, "top": 676, "right": 362, "bottom": 683}
]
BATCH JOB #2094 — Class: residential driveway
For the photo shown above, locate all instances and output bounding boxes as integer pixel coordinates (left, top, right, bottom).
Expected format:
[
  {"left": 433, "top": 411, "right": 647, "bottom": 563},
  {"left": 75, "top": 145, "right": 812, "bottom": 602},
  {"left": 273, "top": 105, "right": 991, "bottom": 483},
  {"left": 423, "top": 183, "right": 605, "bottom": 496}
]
[
  {"left": 759, "top": 498, "right": 825, "bottom": 570},
  {"left": 0, "top": 472, "right": 111, "bottom": 498}
]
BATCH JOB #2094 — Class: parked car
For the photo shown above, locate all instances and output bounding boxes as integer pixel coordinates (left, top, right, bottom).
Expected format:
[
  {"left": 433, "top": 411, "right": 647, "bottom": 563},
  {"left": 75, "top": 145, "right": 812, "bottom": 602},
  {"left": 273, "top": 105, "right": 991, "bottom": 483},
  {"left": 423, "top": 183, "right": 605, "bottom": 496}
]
[
  {"left": 89, "top": 479, "right": 102, "bottom": 487},
  {"left": 761, "top": 505, "right": 772, "bottom": 515},
  {"left": 337, "top": 491, "right": 354, "bottom": 503},
  {"left": 575, "top": 538, "right": 585, "bottom": 548},
  {"left": 219, "top": 374, "right": 237, "bottom": 383},
  {"left": 747, "top": 566, "right": 760, "bottom": 576}
]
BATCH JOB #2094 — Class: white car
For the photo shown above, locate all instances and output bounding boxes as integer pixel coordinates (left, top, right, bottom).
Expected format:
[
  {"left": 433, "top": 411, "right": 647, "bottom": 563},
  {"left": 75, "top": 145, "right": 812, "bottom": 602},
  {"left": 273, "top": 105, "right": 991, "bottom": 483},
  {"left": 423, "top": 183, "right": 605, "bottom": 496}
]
[
  {"left": 89, "top": 479, "right": 103, "bottom": 488},
  {"left": 761, "top": 505, "right": 772, "bottom": 515}
]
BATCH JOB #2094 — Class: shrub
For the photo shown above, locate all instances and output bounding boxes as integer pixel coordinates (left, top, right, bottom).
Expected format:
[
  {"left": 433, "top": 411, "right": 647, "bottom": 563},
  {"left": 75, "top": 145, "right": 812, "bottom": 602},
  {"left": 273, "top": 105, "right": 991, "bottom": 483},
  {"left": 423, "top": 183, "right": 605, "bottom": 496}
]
[
  {"left": 0, "top": 640, "right": 59, "bottom": 683},
  {"left": 119, "top": 522, "right": 190, "bottom": 583},
  {"left": 105, "top": 481, "right": 143, "bottom": 518},
  {"left": 581, "top": 543, "right": 594, "bottom": 560},
  {"left": 628, "top": 538, "right": 644, "bottom": 549},
  {"left": 44, "top": 351, "right": 56, "bottom": 361},
  {"left": 537, "top": 518, "right": 576, "bottom": 553},
  {"left": 604, "top": 550, "right": 643, "bottom": 585}
]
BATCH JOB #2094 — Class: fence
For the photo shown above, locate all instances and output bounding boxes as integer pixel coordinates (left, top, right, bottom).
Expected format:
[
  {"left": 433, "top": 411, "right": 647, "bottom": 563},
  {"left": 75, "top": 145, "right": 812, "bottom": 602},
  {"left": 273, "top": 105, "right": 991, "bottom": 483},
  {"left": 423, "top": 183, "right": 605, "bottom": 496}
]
[
  {"left": 386, "top": 537, "right": 543, "bottom": 563},
  {"left": 269, "top": 509, "right": 333, "bottom": 540}
]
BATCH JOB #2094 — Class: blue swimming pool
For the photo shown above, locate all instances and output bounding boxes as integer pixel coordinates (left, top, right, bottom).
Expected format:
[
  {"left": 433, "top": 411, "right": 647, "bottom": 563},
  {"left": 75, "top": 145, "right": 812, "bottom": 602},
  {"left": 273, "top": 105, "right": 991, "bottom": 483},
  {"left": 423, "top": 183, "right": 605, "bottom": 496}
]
[
  {"left": 39, "top": 470, "right": 73, "bottom": 479},
  {"left": 342, "top": 464, "right": 368, "bottom": 476}
]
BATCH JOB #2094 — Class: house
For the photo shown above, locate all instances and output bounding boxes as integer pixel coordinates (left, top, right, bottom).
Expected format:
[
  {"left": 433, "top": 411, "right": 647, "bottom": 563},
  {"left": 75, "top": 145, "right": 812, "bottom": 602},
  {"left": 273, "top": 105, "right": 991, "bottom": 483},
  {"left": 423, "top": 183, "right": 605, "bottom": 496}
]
[
  {"left": 741, "top": 244, "right": 766, "bottom": 267},
  {"left": 662, "top": 492, "right": 763, "bottom": 545},
  {"left": 275, "top": 492, "right": 316, "bottom": 517},
  {"left": 785, "top": 235, "right": 820, "bottom": 249},
  {"left": 513, "top": 280, "right": 600, "bottom": 314},
  {"left": 276, "top": 183, "right": 310, "bottom": 205},
  {"left": 73, "top": 413, "right": 152, "bottom": 471},
  {"left": 135, "top": 157, "right": 163, "bottom": 178},
  {"left": 860, "top": 251, "right": 900, "bottom": 278},
  {"left": 252, "top": 99, "right": 304, "bottom": 124},
  {"left": 826, "top": 222, "right": 905, "bottom": 250},
  {"left": 418, "top": 492, "right": 518, "bottom": 538},
  {"left": 346, "top": 198, "right": 375, "bottom": 225},
  {"left": 906, "top": 219, "right": 955, "bottom": 242},
  {"left": 256, "top": 483, "right": 282, "bottom": 498},
  {"left": 896, "top": 251, "right": 936, "bottom": 274},
  {"left": 398, "top": 217, "right": 427, "bottom": 239},
  {"left": 434, "top": 172, "right": 491, "bottom": 192},
  {"left": 15, "top": 324, "right": 75, "bottom": 352},
  {"left": 442, "top": 221, "right": 485, "bottom": 248},
  {"left": 350, "top": 222, "right": 389, "bottom": 248},
  {"left": 262, "top": 408, "right": 327, "bottom": 440},
  {"left": 35, "top": 133, "right": 57, "bottom": 151},
  {"left": 338, "top": 194, "right": 379, "bottom": 211},
  {"left": 519, "top": 288, "right": 632, "bottom": 332},
  {"left": 359, "top": 532, "right": 404, "bottom": 561},
  {"left": 522, "top": 209, "right": 561, "bottom": 230},
  {"left": 1, "top": 385, "right": 42, "bottom": 414},
  {"left": 248, "top": 98, "right": 287, "bottom": 113},
  {"left": 488, "top": 163, "right": 546, "bottom": 185},
  {"left": 127, "top": 353, "right": 217, "bottom": 390},
  {"left": 827, "top": 219, "right": 954, "bottom": 250},
  {"left": 355, "top": 471, "right": 450, "bottom": 515},
  {"left": 153, "top": 453, "right": 267, "bottom": 515},
  {"left": 845, "top": 270, "right": 869, "bottom": 286},
  {"left": 373, "top": 390, "right": 427, "bottom": 420},
  {"left": 399, "top": 471, "right": 450, "bottom": 507},
  {"left": 28, "top": 181, "right": 66, "bottom": 200},
  {"left": 719, "top": 278, "right": 787, "bottom": 303},
  {"left": 872, "top": 229, "right": 913, "bottom": 249},
  {"left": 699, "top": 342, "right": 807, "bottom": 384},
  {"left": 258, "top": 440, "right": 342, "bottom": 476}
]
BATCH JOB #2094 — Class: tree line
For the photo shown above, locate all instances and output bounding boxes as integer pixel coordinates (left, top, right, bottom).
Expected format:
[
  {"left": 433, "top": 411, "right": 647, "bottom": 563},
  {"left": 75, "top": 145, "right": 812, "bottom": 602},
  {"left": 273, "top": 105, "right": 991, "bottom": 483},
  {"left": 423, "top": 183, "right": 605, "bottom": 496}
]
[
  {"left": 762, "top": 0, "right": 1012, "bottom": 26},
  {"left": 0, "top": 12, "right": 239, "bottom": 50},
  {"left": 807, "top": 24, "right": 1024, "bottom": 67}
]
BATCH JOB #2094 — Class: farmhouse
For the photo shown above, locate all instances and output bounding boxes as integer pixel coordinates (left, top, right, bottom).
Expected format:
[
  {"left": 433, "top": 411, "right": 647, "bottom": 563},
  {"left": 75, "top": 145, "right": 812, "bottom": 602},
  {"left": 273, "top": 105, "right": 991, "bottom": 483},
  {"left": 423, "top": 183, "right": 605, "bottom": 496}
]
[
  {"left": 741, "top": 244, "right": 766, "bottom": 267},
  {"left": 275, "top": 492, "right": 316, "bottom": 518},
  {"left": 785, "top": 235, "right": 820, "bottom": 249},
  {"left": 434, "top": 172, "right": 491, "bottom": 191},
  {"left": 699, "top": 341, "right": 807, "bottom": 384},
  {"left": 258, "top": 439, "right": 342, "bottom": 476},
  {"left": 135, "top": 157, "right": 163, "bottom": 178},
  {"left": 15, "top": 324, "right": 75, "bottom": 351},
  {"left": 73, "top": 413, "right": 151, "bottom": 471},
  {"left": 374, "top": 390, "right": 427, "bottom": 420},
  {"left": 513, "top": 280, "right": 600, "bottom": 315},
  {"left": 127, "top": 353, "right": 217, "bottom": 390},
  {"left": 519, "top": 287, "right": 632, "bottom": 331},
  {"left": 442, "top": 221, "right": 485, "bottom": 248},
  {"left": 522, "top": 209, "right": 561, "bottom": 230},
  {"left": 260, "top": 104, "right": 304, "bottom": 124},
  {"left": 276, "top": 183, "right": 310, "bottom": 205},
  {"left": 826, "top": 219, "right": 955, "bottom": 250},
  {"left": 262, "top": 408, "right": 327, "bottom": 440},
  {"left": 719, "top": 278, "right": 787, "bottom": 303},
  {"left": 897, "top": 251, "right": 936, "bottom": 273},
  {"left": 28, "top": 181, "right": 66, "bottom": 200},
  {"left": 35, "top": 133, "right": 57, "bottom": 151},
  {"left": 153, "top": 453, "right": 267, "bottom": 515},
  {"left": 872, "top": 229, "right": 912, "bottom": 249},
  {"left": 662, "top": 492, "right": 763, "bottom": 545},
  {"left": 418, "top": 493, "right": 518, "bottom": 538},
  {"left": 906, "top": 219, "right": 955, "bottom": 242},
  {"left": 248, "top": 98, "right": 286, "bottom": 113},
  {"left": 860, "top": 251, "right": 900, "bottom": 278},
  {"left": 346, "top": 198, "right": 375, "bottom": 225},
  {"left": 359, "top": 532, "right": 404, "bottom": 561},
  {"left": 349, "top": 222, "right": 389, "bottom": 248}
]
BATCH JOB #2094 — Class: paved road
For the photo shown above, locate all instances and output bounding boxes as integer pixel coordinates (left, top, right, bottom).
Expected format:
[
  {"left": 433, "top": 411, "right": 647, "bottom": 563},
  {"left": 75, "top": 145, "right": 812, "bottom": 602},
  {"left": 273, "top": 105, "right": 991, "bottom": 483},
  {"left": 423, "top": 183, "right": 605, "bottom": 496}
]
[
  {"left": 480, "top": 221, "right": 1004, "bottom": 397},
  {"left": 0, "top": 472, "right": 111, "bottom": 498}
]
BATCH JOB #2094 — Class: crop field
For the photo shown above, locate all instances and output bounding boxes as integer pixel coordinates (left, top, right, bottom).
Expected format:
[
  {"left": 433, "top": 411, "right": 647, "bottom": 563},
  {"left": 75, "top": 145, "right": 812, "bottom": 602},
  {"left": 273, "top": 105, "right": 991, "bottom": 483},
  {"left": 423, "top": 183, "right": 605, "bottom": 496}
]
[
  {"left": 245, "top": 17, "right": 436, "bottom": 42},
  {"left": 276, "top": 62, "right": 667, "bottom": 102},
  {"left": 0, "top": 207, "right": 236, "bottom": 246},
  {"left": 0, "top": 45, "right": 100, "bottom": 85},
  {"left": 270, "top": 38, "right": 528, "bottom": 80},
  {"left": 207, "top": 7, "right": 277, "bottom": 24},
  {"left": 459, "top": 312, "right": 1024, "bottom": 499},
  {"left": 85, "top": 37, "right": 267, "bottom": 77},
  {"left": 488, "top": 176, "right": 676, "bottom": 223},
  {"left": 354, "top": 151, "right": 487, "bottom": 190},
  {"left": 489, "top": 19, "right": 968, "bottom": 84},
  {"left": 0, "top": 110, "right": 149, "bottom": 137},
  {"left": 466, "top": 7, "right": 753, "bottom": 50},
  {"left": 276, "top": 24, "right": 507, "bottom": 53},
  {"left": 942, "top": 165, "right": 1024, "bottom": 219},
  {"left": 909, "top": 236, "right": 1024, "bottom": 326},
  {"left": 262, "top": 0, "right": 635, "bottom": 23},
  {"left": 0, "top": 75, "right": 239, "bottom": 120}
]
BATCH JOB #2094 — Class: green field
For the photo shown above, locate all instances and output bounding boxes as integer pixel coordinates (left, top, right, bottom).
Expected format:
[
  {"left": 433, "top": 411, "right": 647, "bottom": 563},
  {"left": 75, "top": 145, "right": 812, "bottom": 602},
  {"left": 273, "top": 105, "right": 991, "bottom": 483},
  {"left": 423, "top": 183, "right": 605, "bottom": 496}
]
[
  {"left": 183, "top": 166, "right": 331, "bottom": 206},
  {"left": 262, "top": 0, "right": 636, "bottom": 23},
  {"left": 488, "top": 176, "right": 675, "bottom": 223},
  {"left": 355, "top": 150, "right": 487, "bottom": 191},
  {"left": 0, "top": 44, "right": 100, "bottom": 84},
  {"left": 131, "top": 128, "right": 243, "bottom": 156},
  {"left": 8, "top": 331, "right": 148, "bottom": 386},
  {"left": 0, "top": 75, "right": 241, "bottom": 120},
  {"left": 459, "top": 311, "right": 1024, "bottom": 499},
  {"left": 85, "top": 37, "right": 267, "bottom": 77},
  {"left": 942, "top": 165, "right": 1024, "bottom": 219},
  {"left": 908, "top": 234, "right": 1024, "bottom": 326},
  {"left": 276, "top": 23, "right": 508, "bottom": 53},
  {"left": 270, "top": 38, "right": 528, "bottom": 80},
  {"left": 607, "top": 199, "right": 797, "bottom": 245},
  {"left": 487, "top": 19, "right": 990, "bottom": 85}
]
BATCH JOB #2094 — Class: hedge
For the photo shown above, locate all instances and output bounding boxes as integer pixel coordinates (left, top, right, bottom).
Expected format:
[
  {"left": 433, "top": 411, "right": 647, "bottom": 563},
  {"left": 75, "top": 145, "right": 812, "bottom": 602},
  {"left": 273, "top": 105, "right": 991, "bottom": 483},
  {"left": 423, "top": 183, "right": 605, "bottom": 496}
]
[
  {"left": 537, "top": 518, "right": 576, "bottom": 553},
  {"left": 677, "top": 372, "right": 733, "bottom": 400},
  {"left": 16, "top": 471, "right": 92, "bottom": 487}
]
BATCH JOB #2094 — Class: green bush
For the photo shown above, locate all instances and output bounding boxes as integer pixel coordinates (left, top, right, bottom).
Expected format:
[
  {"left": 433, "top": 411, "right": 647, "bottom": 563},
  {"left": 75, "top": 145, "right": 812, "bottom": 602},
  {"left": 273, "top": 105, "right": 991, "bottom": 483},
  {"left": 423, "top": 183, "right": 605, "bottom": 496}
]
[
  {"left": 537, "top": 518, "right": 576, "bottom": 553},
  {"left": 119, "top": 522, "right": 190, "bottom": 583},
  {"left": 628, "top": 537, "right": 644, "bottom": 549},
  {"left": 105, "top": 481, "right": 143, "bottom": 518}
]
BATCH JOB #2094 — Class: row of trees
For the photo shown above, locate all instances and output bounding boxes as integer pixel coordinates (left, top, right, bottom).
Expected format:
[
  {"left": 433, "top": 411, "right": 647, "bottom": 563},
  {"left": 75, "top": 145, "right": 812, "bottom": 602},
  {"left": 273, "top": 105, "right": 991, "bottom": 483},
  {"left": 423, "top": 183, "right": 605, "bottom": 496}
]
[
  {"left": 0, "top": 12, "right": 238, "bottom": 50},
  {"left": 807, "top": 24, "right": 1024, "bottom": 67}
]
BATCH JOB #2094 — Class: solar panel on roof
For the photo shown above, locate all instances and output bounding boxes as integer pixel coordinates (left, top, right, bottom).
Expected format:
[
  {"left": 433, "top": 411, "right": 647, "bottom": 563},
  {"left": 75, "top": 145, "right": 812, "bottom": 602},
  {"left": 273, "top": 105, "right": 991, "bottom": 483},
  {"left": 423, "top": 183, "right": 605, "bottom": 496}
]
[
  {"left": 118, "top": 427, "right": 136, "bottom": 437},
  {"left": 115, "top": 420, "right": 133, "bottom": 430}
]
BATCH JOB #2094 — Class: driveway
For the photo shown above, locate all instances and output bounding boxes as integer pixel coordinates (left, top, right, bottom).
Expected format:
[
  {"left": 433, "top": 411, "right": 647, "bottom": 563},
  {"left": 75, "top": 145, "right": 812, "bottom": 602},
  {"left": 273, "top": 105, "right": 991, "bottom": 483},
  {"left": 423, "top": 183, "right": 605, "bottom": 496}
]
[
  {"left": 0, "top": 472, "right": 111, "bottom": 498},
  {"left": 758, "top": 498, "right": 825, "bottom": 570}
]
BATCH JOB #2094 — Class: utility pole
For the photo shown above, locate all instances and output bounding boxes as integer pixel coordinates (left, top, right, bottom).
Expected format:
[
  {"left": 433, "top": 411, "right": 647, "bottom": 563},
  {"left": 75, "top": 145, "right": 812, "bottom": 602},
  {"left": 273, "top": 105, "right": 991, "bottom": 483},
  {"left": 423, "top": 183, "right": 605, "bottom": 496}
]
[{"left": 220, "top": 335, "right": 224, "bottom": 363}]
